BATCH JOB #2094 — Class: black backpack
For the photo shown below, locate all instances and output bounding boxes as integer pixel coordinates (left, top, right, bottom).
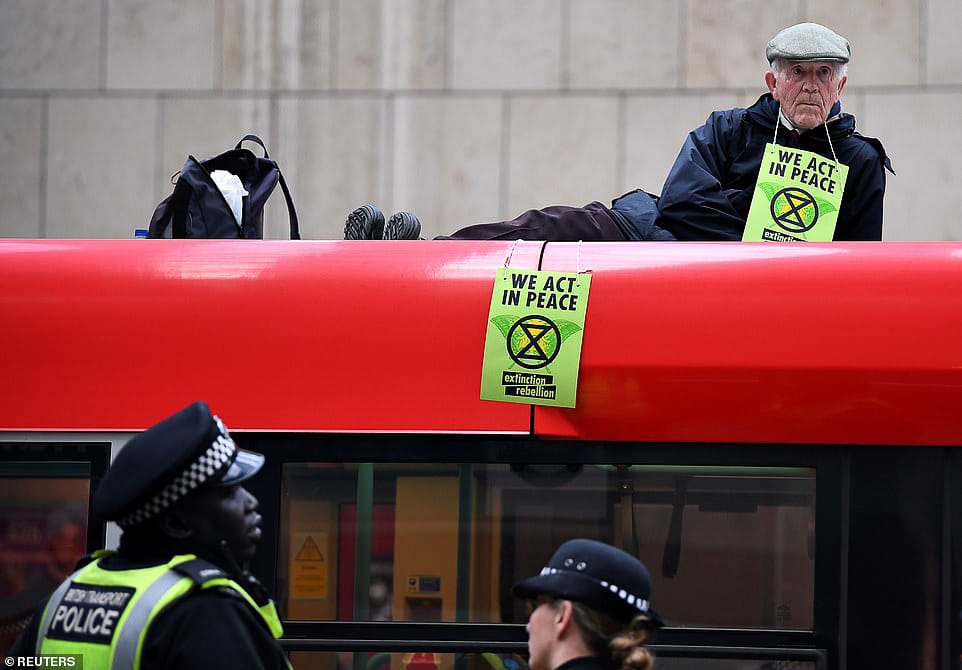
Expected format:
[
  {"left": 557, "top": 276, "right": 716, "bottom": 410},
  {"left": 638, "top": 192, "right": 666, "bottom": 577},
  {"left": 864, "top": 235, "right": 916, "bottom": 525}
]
[{"left": 148, "top": 135, "right": 300, "bottom": 239}]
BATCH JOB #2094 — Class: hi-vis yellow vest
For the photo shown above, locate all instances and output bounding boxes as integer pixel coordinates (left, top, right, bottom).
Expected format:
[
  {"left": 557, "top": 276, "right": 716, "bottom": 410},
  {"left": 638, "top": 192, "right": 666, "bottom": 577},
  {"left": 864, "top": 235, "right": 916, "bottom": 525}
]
[{"left": 37, "top": 551, "right": 285, "bottom": 669}]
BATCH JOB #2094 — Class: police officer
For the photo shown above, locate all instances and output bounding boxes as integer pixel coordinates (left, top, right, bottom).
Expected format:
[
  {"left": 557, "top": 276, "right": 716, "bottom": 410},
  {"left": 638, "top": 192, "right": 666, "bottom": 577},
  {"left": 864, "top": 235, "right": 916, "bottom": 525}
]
[
  {"left": 513, "top": 539, "right": 664, "bottom": 670},
  {"left": 9, "top": 401, "right": 289, "bottom": 669}
]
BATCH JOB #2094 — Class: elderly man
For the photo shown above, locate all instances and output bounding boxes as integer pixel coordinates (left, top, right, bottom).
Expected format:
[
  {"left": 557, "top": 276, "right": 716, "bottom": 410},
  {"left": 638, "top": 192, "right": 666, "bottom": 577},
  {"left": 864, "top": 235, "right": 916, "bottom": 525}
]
[
  {"left": 653, "top": 21, "right": 892, "bottom": 241},
  {"left": 345, "top": 22, "right": 891, "bottom": 242},
  {"left": 9, "top": 401, "right": 289, "bottom": 669}
]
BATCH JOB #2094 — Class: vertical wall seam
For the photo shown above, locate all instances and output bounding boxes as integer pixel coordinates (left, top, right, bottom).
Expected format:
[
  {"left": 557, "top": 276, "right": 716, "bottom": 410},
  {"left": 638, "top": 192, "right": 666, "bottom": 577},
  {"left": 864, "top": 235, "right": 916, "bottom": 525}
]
[
  {"left": 268, "top": 92, "right": 281, "bottom": 237},
  {"left": 444, "top": 0, "right": 453, "bottom": 91},
  {"left": 560, "top": 0, "right": 571, "bottom": 91},
  {"left": 615, "top": 92, "right": 627, "bottom": 192},
  {"left": 155, "top": 95, "right": 165, "bottom": 203},
  {"left": 270, "top": 0, "right": 280, "bottom": 91},
  {"left": 331, "top": 0, "right": 340, "bottom": 90},
  {"left": 919, "top": 0, "right": 928, "bottom": 85},
  {"left": 100, "top": 0, "right": 109, "bottom": 91},
  {"left": 267, "top": 0, "right": 279, "bottom": 143},
  {"left": 39, "top": 96, "right": 49, "bottom": 238},
  {"left": 213, "top": 0, "right": 224, "bottom": 91},
  {"left": 269, "top": 94, "right": 280, "bottom": 167},
  {"left": 377, "top": 0, "right": 386, "bottom": 92},
  {"left": 677, "top": 0, "right": 687, "bottom": 89},
  {"left": 383, "top": 93, "right": 395, "bottom": 207},
  {"left": 498, "top": 96, "right": 511, "bottom": 220},
  {"left": 856, "top": 90, "right": 867, "bottom": 133}
]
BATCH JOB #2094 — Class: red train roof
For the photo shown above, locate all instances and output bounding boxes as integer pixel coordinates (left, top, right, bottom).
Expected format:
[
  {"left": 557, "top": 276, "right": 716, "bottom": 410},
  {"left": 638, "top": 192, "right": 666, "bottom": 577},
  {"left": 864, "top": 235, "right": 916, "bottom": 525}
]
[{"left": 1, "top": 240, "right": 960, "bottom": 446}]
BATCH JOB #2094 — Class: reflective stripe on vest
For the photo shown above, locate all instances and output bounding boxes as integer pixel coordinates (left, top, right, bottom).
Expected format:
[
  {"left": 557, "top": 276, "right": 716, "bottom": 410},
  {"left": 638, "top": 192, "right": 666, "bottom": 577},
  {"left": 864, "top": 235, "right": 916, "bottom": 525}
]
[
  {"left": 35, "top": 577, "right": 75, "bottom": 655},
  {"left": 110, "top": 568, "right": 185, "bottom": 670}
]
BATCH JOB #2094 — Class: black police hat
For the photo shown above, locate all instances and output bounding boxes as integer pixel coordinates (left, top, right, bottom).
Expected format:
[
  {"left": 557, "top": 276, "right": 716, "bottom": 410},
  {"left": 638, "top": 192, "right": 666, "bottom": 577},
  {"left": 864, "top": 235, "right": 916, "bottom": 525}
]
[
  {"left": 513, "top": 538, "right": 664, "bottom": 628},
  {"left": 92, "top": 401, "right": 264, "bottom": 529}
]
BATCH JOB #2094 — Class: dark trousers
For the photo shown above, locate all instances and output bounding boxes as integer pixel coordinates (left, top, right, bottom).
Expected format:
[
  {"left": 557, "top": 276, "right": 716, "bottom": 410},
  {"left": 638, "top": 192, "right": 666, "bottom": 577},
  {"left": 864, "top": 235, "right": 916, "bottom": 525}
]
[{"left": 435, "top": 191, "right": 675, "bottom": 241}]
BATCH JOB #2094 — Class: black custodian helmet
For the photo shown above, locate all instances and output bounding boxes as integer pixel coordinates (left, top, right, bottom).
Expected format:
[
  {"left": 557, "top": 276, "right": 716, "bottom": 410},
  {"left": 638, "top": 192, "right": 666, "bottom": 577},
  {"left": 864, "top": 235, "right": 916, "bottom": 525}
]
[
  {"left": 93, "top": 401, "right": 264, "bottom": 529},
  {"left": 513, "top": 538, "right": 664, "bottom": 628}
]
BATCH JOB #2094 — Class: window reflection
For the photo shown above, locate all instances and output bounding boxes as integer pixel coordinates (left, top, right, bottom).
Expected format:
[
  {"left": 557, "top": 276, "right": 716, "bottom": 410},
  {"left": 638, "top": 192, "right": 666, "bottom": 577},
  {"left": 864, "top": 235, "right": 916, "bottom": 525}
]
[
  {"left": 287, "top": 651, "right": 528, "bottom": 670},
  {"left": 286, "top": 651, "right": 815, "bottom": 670},
  {"left": 0, "top": 474, "right": 89, "bottom": 656},
  {"left": 656, "top": 660, "right": 815, "bottom": 670},
  {"left": 279, "top": 462, "right": 814, "bottom": 630}
]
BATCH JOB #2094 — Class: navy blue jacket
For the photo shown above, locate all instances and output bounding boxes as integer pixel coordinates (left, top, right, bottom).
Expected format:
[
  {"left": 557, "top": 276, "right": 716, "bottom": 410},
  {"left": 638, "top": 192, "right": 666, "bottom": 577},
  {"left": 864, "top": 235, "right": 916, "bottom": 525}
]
[{"left": 657, "top": 94, "right": 892, "bottom": 241}]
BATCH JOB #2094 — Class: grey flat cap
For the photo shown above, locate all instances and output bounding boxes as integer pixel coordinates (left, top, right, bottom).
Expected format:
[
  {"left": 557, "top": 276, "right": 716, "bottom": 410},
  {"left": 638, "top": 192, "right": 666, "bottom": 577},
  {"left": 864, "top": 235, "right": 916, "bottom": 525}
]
[{"left": 766, "top": 22, "right": 851, "bottom": 63}]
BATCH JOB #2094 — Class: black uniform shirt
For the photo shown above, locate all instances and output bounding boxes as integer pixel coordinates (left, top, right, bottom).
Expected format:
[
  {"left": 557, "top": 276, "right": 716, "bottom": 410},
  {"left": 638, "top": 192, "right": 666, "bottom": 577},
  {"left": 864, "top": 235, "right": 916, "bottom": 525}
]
[{"left": 553, "top": 656, "right": 615, "bottom": 670}]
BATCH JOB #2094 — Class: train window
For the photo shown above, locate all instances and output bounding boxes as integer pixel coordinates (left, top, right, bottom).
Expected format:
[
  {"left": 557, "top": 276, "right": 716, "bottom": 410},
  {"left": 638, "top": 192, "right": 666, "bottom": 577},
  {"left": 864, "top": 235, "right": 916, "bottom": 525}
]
[
  {"left": 285, "top": 651, "right": 818, "bottom": 670},
  {"left": 0, "top": 462, "right": 91, "bottom": 655},
  {"left": 278, "top": 462, "right": 814, "bottom": 630},
  {"left": 656, "top": 660, "right": 816, "bottom": 669},
  {"left": 287, "top": 651, "right": 525, "bottom": 670}
]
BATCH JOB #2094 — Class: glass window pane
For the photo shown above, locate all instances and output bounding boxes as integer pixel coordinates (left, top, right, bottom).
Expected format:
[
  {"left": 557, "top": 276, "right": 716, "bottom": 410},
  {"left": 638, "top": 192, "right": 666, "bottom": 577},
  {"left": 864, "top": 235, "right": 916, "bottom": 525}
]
[
  {"left": 278, "top": 461, "right": 814, "bottom": 630},
  {"left": 286, "top": 651, "right": 816, "bottom": 670},
  {"left": 288, "top": 651, "right": 528, "bottom": 670},
  {"left": 279, "top": 463, "right": 360, "bottom": 620},
  {"left": 656, "top": 660, "right": 816, "bottom": 670},
  {"left": 0, "top": 465, "right": 90, "bottom": 655}
]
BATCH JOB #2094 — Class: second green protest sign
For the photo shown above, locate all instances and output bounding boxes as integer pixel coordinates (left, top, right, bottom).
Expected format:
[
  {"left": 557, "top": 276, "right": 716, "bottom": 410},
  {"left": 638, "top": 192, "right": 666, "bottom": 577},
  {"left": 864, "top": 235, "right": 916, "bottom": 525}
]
[{"left": 481, "top": 268, "right": 591, "bottom": 408}]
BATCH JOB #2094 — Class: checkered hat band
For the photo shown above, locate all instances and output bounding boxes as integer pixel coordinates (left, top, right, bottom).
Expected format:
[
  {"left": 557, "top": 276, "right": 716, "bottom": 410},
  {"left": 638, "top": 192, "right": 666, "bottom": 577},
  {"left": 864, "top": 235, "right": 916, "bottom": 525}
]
[
  {"left": 538, "top": 566, "right": 651, "bottom": 613},
  {"left": 118, "top": 433, "right": 237, "bottom": 529}
]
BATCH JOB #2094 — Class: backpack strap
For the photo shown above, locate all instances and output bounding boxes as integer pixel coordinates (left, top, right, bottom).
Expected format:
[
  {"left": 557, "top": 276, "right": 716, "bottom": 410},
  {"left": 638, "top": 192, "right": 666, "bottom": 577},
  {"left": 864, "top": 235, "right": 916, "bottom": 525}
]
[
  {"left": 235, "top": 134, "right": 300, "bottom": 240},
  {"left": 148, "top": 178, "right": 192, "bottom": 239},
  {"left": 236, "top": 135, "right": 270, "bottom": 158},
  {"left": 277, "top": 170, "right": 300, "bottom": 240}
]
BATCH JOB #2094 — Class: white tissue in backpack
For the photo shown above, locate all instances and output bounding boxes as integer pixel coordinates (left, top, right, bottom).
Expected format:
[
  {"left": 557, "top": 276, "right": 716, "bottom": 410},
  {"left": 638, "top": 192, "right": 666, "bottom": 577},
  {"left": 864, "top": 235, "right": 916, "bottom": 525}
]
[{"left": 210, "top": 170, "right": 249, "bottom": 227}]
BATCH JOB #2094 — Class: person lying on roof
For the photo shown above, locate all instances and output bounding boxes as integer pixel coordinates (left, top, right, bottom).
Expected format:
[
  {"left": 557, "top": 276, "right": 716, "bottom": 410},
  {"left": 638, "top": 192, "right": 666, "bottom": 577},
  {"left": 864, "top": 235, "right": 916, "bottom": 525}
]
[{"left": 345, "top": 22, "right": 892, "bottom": 243}]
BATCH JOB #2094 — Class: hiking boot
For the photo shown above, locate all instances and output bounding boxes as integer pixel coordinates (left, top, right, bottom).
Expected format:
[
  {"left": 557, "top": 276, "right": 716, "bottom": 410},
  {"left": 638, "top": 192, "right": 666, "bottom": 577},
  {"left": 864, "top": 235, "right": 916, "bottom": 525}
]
[
  {"left": 344, "top": 204, "right": 385, "bottom": 240},
  {"left": 383, "top": 211, "right": 422, "bottom": 240}
]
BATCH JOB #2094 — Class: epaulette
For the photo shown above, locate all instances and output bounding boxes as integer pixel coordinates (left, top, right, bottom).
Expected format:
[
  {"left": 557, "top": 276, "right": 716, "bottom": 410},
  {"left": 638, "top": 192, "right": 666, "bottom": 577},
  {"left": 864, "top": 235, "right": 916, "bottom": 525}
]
[
  {"left": 170, "top": 558, "right": 231, "bottom": 586},
  {"left": 74, "top": 549, "right": 115, "bottom": 571}
]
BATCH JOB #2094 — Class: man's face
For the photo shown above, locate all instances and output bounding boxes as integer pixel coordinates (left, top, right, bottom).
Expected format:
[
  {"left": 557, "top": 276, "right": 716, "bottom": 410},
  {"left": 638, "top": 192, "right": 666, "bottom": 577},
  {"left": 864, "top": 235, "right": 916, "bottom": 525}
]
[
  {"left": 175, "top": 483, "right": 263, "bottom": 569},
  {"left": 765, "top": 60, "right": 847, "bottom": 130}
]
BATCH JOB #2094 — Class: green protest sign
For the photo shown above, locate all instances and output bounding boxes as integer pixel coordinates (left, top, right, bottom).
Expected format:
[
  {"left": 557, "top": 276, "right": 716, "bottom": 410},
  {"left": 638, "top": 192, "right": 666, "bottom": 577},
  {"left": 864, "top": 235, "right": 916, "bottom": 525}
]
[
  {"left": 743, "top": 143, "right": 848, "bottom": 242},
  {"left": 481, "top": 268, "right": 591, "bottom": 408}
]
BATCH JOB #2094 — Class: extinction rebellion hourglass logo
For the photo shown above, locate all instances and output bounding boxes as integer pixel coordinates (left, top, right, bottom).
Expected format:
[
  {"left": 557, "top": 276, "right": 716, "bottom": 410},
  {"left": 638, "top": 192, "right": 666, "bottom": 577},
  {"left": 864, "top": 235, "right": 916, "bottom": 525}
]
[
  {"left": 770, "top": 187, "right": 819, "bottom": 234},
  {"left": 507, "top": 316, "right": 561, "bottom": 369}
]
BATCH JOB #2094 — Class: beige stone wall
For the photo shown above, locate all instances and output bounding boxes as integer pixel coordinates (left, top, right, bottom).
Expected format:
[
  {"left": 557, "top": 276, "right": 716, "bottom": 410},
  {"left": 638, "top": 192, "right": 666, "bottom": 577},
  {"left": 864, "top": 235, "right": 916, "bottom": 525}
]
[{"left": 1, "top": 0, "right": 959, "bottom": 240}]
